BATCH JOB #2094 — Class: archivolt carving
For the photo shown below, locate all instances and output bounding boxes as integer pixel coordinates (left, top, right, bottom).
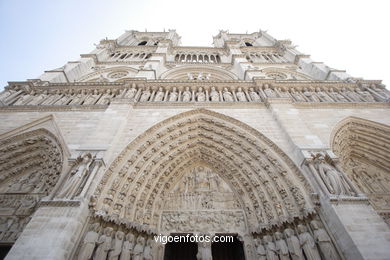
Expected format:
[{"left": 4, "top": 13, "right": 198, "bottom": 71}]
[
  {"left": 331, "top": 117, "right": 390, "bottom": 222},
  {"left": 0, "top": 128, "right": 63, "bottom": 242},
  {"left": 93, "top": 109, "right": 314, "bottom": 233}
]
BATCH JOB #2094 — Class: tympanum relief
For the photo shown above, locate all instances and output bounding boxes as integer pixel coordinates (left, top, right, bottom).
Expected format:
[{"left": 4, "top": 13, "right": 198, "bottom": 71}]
[{"left": 158, "top": 166, "right": 246, "bottom": 233}]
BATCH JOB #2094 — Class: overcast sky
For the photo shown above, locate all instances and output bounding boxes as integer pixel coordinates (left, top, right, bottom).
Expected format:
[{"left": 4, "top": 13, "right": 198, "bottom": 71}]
[{"left": 0, "top": 0, "right": 389, "bottom": 90}]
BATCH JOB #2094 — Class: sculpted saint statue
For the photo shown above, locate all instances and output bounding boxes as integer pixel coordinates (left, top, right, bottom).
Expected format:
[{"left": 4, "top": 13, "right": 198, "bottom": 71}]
[
  {"left": 311, "top": 220, "right": 339, "bottom": 260},
  {"left": 275, "top": 232, "right": 290, "bottom": 260},
  {"left": 196, "top": 87, "right": 206, "bottom": 102},
  {"left": 210, "top": 87, "right": 220, "bottom": 102},
  {"left": 108, "top": 231, "right": 124, "bottom": 260},
  {"left": 182, "top": 87, "right": 192, "bottom": 102},
  {"left": 119, "top": 233, "right": 135, "bottom": 260},
  {"left": 284, "top": 228, "right": 304, "bottom": 260},
  {"left": 303, "top": 88, "right": 320, "bottom": 102},
  {"left": 94, "top": 227, "right": 113, "bottom": 260},
  {"left": 316, "top": 87, "right": 333, "bottom": 102},
  {"left": 255, "top": 238, "right": 267, "bottom": 260},
  {"left": 168, "top": 87, "right": 178, "bottom": 102},
  {"left": 264, "top": 235, "right": 278, "bottom": 260},
  {"left": 77, "top": 223, "right": 100, "bottom": 260},
  {"left": 315, "top": 154, "right": 352, "bottom": 195},
  {"left": 236, "top": 87, "right": 247, "bottom": 101},
  {"left": 264, "top": 85, "right": 277, "bottom": 98},
  {"left": 124, "top": 85, "right": 137, "bottom": 100},
  {"left": 57, "top": 153, "right": 93, "bottom": 199},
  {"left": 139, "top": 89, "right": 151, "bottom": 102},
  {"left": 298, "top": 225, "right": 321, "bottom": 260},
  {"left": 143, "top": 239, "right": 153, "bottom": 260},
  {"left": 154, "top": 87, "right": 165, "bottom": 102},
  {"left": 132, "top": 236, "right": 146, "bottom": 260},
  {"left": 249, "top": 88, "right": 261, "bottom": 101},
  {"left": 222, "top": 88, "right": 234, "bottom": 102}
]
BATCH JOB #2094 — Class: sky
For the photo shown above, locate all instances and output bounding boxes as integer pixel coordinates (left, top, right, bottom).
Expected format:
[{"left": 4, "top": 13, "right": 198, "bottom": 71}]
[{"left": 1, "top": 0, "right": 389, "bottom": 90}]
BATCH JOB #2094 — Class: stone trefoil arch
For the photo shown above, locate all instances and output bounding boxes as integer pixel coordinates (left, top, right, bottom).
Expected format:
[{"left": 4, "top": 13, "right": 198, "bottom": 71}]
[{"left": 92, "top": 109, "right": 315, "bottom": 235}]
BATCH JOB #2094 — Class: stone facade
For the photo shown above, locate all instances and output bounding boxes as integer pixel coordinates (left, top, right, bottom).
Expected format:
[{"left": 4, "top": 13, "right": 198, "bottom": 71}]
[{"left": 0, "top": 30, "right": 389, "bottom": 260}]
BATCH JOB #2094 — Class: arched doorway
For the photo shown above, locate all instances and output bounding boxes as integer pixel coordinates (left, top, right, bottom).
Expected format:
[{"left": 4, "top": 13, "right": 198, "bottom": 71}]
[
  {"left": 88, "top": 109, "right": 316, "bottom": 259},
  {"left": 331, "top": 116, "right": 390, "bottom": 225},
  {"left": 163, "top": 234, "right": 198, "bottom": 260},
  {"left": 0, "top": 129, "right": 63, "bottom": 250},
  {"left": 212, "top": 235, "right": 245, "bottom": 260}
]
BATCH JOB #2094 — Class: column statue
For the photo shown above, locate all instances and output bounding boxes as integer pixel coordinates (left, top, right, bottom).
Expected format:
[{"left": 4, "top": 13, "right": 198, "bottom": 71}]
[{"left": 77, "top": 223, "right": 100, "bottom": 260}]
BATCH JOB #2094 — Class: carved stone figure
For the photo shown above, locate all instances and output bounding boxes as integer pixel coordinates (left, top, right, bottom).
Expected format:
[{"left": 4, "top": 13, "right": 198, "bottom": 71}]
[
  {"left": 284, "top": 228, "right": 304, "bottom": 260},
  {"left": 264, "top": 85, "right": 277, "bottom": 98},
  {"left": 210, "top": 87, "right": 220, "bottom": 102},
  {"left": 139, "top": 89, "right": 151, "bottom": 102},
  {"left": 182, "top": 87, "right": 192, "bottom": 102},
  {"left": 303, "top": 88, "right": 320, "bottom": 102},
  {"left": 124, "top": 85, "right": 137, "bottom": 100},
  {"left": 96, "top": 89, "right": 114, "bottom": 105},
  {"left": 132, "top": 236, "right": 145, "bottom": 260},
  {"left": 275, "top": 231, "right": 289, "bottom": 260},
  {"left": 255, "top": 238, "right": 267, "bottom": 260},
  {"left": 311, "top": 220, "right": 339, "bottom": 260},
  {"left": 315, "top": 154, "right": 353, "bottom": 196},
  {"left": 343, "top": 87, "right": 361, "bottom": 102},
  {"left": 316, "top": 87, "right": 333, "bottom": 102},
  {"left": 57, "top": 153, "right": 93, "bottom": 199},
  {"left": 329, "top": 88, "right": 348, "bottom": 102},
  {"left": 297, "top": 225, "right": 321, "bottom": 260},
  {"left": 168, "top": 87, "right": 178, "bottom": 102},
  {"left": 291, "top": 89, "right": 305, "bottom": 102},
  {"left": 222, "top": 87, "right": 233, "bottom": 101},
  {"left": 94, "top": 227, "right": 113, "bottom": 260},
  {"left": 77, "top": 223, "right": 100, "bottom": 260},
  {"left": 119, "top": 233, "right": 135, "bottom": 260},
  {"left": 264, "top": 235, "right": 278, "bottom": 260},
  {"left": 83, "top": 89, "right": 101, "bottom": 105},
  {"left": 143, "top": 238, "right": 153, "bottom": 260},
  {"left": 187, "top": 73, "right": 194, "bottom": 80},
  {"left": 249, "top": 88, "right": 261, "bottom": 101},
  {"left": 236, "top": 87, "right": 247, "bottom": 101},
  {"left": 154, "top": 87, "right": 165, "bottom": 102},
  {"left": 196, "top": 87, "right": 206, "bottom": 102},
  {"left": 40, "top": 90, "right": 63, "bottom": 105},
  {"left": 356, "top": 89, "right": 375, "bottom": 102},
  {"left": 68, "top": 91, "right": 85, "bottom": 105},
  {"left": 108, "top": 231, "right": 124, "bottom": 260}
]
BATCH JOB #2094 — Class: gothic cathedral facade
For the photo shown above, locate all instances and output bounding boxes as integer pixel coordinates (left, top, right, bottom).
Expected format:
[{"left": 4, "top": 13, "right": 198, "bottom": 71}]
[{"left": 0, "top": 30, "right": 389, "bottom": 260}]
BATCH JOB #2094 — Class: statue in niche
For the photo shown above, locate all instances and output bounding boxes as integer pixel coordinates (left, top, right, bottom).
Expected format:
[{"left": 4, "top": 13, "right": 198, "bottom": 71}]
[
  {"left": 196, "top": 87, "right": 206, "bottom": 102},
  {"left": 68, "top": 90, "right": 85, "bottom": 105},
  {"left": 291, "top": 88, "right": 305, "bottom": 102},
  {"left": 328, "top": 88, "right": 348, "bottom": 102},
  {"left": 277, "top": 87, "right": 290, "bottom": 98},
  {"left": 29, "top": 90, "right": 48, "bottom": 105},
  {"left": 53, "top": 90, "right": 72, "bottom": 105},
  {"left": 124, "top": 84, "right": 137, "bottom": 100},
  {"left": 314, "top": 154, "right": 354, "bottom": 196},
  {"left": 222, "top": 87, "right": 234, "bottom": 101},
  {"left": 40, "top": 90, "right": 62, "bottom": 105},
  {"left": 143, "top": 238, "right": 153, "bottom": 260},
  {"left": 108, "top": 231, "right": 124, "bottom": 260},
  {"left": 12, "top": 91, "right": 34, "bottom": 106},
  {"left": 168, "top": 87, "right": 178, "bottom": 102},
  {"left": 275, "top": 231, "right": 289, "bottom": 260},
  {"left": 297, "top": 224, "right": 321, "bottom": 260},
  {"left": 57, "top": 153, "right": 93, "bottom": 199},
  {"left": 210, "top": 87, "right": 220, "bottom": 102},
  {"left": 187, "top": 73, "right": 194, "bottom": 80},
  {"left": 154, "top": 87, "right": 165, "bottom": 101},
  {"left": 132, "top": 236, "right": 146, "bottom": 260},
  {"left": 249, "top": 88, "right": 261, "bottom": 101},
  {"left": 120, "top": 233, "right": 135, "bottom": 260},
  {"left": 77, "top": 223, "right": 100, "bottom": 260},
  {"left": 264, "top": 235, "right": 278, "bottom": 260},
  {"left": 83, "top": 89, "right": 101, "bottom": 105},
  {"left": 310, "top": 220, "right": 339, "bottom": 260},
  {"left": 139, "top": 88, "right": 151, "bottom": 102},
  {"left": 343, "top": 87, "right": 361, "bottom": 102},
  {"left": 182, "top": 87, "right": 192, "bottom": 102},
  {"left": 316, "top": 87, "right": 333, "bottom": 102},
  {"left": 284, "top": 228, "right": 304, "bottom": 260},
  {"left": 96, "top": 89, "right": 114, "bottom": 105},
  {"left": 255, "top": 238, "right": 267, "bottom": 260},
  {"left": 264, "top": 85, "right": 277, "bottom": 98},
  {"left": 94, "top": 227, "right": 113, "bottom": 260},
  {"left": 303, "top": 87, "right": 320, "bottom": 102},
  {"left": 236, "top": 87, "right": 247, "bottom": 101},
  {"left": 356, "top": 89, "right": 375, "bottom": 102},
  {"left": 197, "top": 72, "right": 204, "bottom": 80}
]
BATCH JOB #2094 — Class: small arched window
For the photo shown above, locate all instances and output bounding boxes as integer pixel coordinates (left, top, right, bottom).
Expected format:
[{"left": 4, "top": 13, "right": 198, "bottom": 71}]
[
  {"left": 245, "top": 42, "right": 253, "bottom": 46},
  {"left": 138, "top": 41, "right": 147, "bottom": 46}
]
